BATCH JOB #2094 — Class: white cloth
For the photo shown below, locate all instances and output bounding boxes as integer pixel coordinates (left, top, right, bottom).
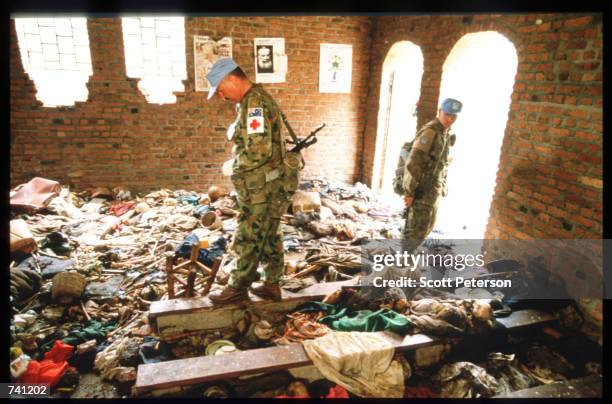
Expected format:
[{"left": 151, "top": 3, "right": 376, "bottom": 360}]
[{"left": 302, "top": 331, "right": 405, "bottom": 398}]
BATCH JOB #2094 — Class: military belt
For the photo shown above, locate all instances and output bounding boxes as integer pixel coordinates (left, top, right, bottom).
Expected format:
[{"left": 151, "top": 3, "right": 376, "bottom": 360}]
[{"left": 242, "top": 166, "right": 283, "bottom": 185}]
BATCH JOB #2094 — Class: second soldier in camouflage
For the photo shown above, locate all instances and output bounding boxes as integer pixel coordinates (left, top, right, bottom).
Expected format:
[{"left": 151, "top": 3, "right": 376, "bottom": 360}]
[{"left": 399, "top": 98, "right": 462, "bottom": 253}]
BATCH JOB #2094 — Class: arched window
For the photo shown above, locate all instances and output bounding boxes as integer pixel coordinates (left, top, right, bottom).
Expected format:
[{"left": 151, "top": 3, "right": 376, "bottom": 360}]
[
  {"left": 14, "top": 17, "right": 93, "bottom": 107},
  {"left": 373, "top": 41, "right": 424, "bottom": 195},
  {"left": 121, "top": 16, "right": 187, "bottom": 104},
  {"left": 434, "top": 31, "right": 518, "bottom": 238}
]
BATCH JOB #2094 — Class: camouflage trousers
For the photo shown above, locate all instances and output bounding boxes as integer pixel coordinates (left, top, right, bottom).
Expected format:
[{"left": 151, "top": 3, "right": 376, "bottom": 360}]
[
  {"left": 229, "top": 180, "right": 292, "bottom": 289},
  {"left": 401, "top": 201, "right": 438, "bottom": 254}
]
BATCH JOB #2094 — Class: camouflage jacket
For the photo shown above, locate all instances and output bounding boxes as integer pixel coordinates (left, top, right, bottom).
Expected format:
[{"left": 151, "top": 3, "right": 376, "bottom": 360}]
[
  {"left": 402, "top": 118, "right": 452, "bottom": 204},
  {"left": 229, "top": 84, "right": 283, "bottom": 176}
]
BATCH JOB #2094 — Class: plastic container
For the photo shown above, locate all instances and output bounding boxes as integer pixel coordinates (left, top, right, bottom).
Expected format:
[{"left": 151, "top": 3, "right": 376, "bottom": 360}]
[
  {"left": 205, "top": 340, "right": 238, "bottom": 356},
  {"left": 292, "top": 191, "right": 321, "bottom": 214}
]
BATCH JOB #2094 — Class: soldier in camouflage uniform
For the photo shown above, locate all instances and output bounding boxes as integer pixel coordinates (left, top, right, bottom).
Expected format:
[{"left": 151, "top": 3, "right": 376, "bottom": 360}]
[
  {"left": 400, "top": 98, "right": 462, "bottom": 253},
  {"left": 206, "top": 58, "right": 292, "bottom": 304}
]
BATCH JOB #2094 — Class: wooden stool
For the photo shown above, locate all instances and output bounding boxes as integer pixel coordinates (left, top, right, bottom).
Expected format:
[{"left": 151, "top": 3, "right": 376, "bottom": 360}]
[{"left": 166, "top": 244, "right": 221, "bottom": 299}]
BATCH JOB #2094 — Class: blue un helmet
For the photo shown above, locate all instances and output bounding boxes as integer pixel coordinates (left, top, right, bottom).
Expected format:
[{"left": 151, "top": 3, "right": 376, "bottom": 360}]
[
  {"left": 440, "top": 98, "right": 463, "bottom": 114},
  {"left": 206, "top": 58, "right": 239, "bottom": 100}
]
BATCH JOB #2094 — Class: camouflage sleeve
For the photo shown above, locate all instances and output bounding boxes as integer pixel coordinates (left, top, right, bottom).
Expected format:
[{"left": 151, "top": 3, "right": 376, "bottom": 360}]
[
  {"left": 402, "top": 128, "right": 435, "bottom": 197},
  {"left": 238, "top": 95, "right": 274, "bottom": 169}
]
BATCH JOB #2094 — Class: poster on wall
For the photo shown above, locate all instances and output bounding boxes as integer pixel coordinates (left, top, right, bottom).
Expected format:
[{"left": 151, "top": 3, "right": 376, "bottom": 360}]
[
  {"left": 254, "top": 38, "right": 287, "bottom": 83},
  {"left": 194, "top": 36, "right": 233, "bottom": 92},
  {"left": 319, "top": 43, "right": 352, "bottom": 93}
]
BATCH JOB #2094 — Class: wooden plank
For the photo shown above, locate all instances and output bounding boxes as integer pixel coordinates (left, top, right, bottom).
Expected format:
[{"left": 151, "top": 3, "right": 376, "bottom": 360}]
[
  {"left": 138, "top": 305, "right": 558, "bottom": 396},
  {"left": 494, "top": 309, "right": 556, "bottom": 329},
  {"left": 494, "top": 375, "right": 602, "bottom": 398},
  {"left": 136, "top": 343, "right": 310, "bottom": 396},
  {"left": 149, "top": 279, "right": 358, "bottom": 339},
  {"left": 134, "top": 330, "right": 436, "bottom": 396},
  {"left": 150, "top": 279, "right": 357, "bottom": 317}
]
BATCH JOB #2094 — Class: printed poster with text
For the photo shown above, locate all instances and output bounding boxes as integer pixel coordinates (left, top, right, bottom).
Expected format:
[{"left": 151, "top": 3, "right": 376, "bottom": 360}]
[{"left": 194, "top": 36, "right": 233, "bottom": 92}]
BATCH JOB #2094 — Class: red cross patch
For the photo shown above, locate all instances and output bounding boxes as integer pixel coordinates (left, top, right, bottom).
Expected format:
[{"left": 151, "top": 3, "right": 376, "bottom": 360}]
[{"left": 247, "top": 107, "right": 265, "bottom": 134}]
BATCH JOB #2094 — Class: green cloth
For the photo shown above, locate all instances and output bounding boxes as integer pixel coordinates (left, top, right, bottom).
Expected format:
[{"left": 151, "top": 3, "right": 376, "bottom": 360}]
[
  {"left": 62, "top": 320, "right": 117, "bottom": 346},
  {"left": 39, "top": 320, "right": 117, "bottom": 354},
  {"left": 296, "top": 301, "right": 412, "bottom": 335}
]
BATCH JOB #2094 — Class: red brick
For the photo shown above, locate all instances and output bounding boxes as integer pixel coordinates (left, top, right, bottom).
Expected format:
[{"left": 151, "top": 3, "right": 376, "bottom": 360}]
[{"left": 563, "top": 16, "right": 593, "bottom": 28}]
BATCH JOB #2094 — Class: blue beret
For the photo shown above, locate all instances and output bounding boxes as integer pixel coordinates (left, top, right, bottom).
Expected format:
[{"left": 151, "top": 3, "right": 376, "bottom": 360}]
[
  {"left": 206, "top": 58, "right": 238, "bottom": 100},
  {"left": 440, "top": 98, "right": 463, "bottom": 114}
]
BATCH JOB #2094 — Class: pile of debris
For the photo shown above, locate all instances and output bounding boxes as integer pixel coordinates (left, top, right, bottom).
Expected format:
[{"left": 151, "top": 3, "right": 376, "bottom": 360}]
[
  {"left": 8, "top": 176, "right": 406, "bottom": 397},
  {"left": 9, "top": 177, "right": 602, "bottom": 398}
]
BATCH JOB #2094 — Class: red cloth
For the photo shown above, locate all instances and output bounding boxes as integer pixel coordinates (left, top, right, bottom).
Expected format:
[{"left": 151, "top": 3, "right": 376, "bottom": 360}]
[
  {"left": 327, "top": 385, "right": 350, "bottom": 398},
  {"left": 19, "top": 341, "right": 74, "bottom": 387},
  {"left": 404, "top": 386, "right": 435, "bottom": 398},
  {"left": 276, "top": 385, "right": 349, "bottom": 399},
  {"left": 109, "top": 202, "right": 135, "bottom": 216},
  {"left": 44, "top": 340, "right": 73, "bottom": 362}
]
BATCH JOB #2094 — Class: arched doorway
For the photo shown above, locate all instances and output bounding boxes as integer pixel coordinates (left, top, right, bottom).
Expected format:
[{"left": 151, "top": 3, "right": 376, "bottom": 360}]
[
  {"left": 434, "top": 31, "right": 518, "bottom": 238},
  {"left": 372, "top": 41, "right": 424, "bottom": 196}
]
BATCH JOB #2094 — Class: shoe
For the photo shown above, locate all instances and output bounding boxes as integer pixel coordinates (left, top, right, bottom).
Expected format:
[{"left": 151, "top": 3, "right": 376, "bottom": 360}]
[
  {"left": 249, "top": 282, "right": 282, "bottom": 301},
  {"left": 208, "top": 286, "right": 249, "bottom": 304}
]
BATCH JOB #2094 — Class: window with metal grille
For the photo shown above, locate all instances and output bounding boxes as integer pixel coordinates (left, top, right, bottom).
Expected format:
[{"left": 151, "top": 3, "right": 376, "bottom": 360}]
[
  {"left": 14, "top": 17, "right": 93, "bottom": 107},
  {"left": 121, "top": 16, "right": 187, "bottom": 104}
]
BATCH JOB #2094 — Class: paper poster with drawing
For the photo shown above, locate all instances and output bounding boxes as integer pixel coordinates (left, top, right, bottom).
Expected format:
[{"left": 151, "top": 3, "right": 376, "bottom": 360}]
[
  {"left": 319, "top": 43, "right": 352, "bottom": 93},
  {"left": 254, "top": 38, "right": 287, "bottom": 83},
  {"left": 194, "top": 36, "right": 233, "bottom": 92}
]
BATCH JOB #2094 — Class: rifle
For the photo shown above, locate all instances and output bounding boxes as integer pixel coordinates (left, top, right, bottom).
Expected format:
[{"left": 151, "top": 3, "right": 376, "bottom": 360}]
[
  {"left": 287, "top": 123, "right": 326, "bottom": 153},
  {"left": 280, "top": 111, "right": 325, "bottom": 153}
]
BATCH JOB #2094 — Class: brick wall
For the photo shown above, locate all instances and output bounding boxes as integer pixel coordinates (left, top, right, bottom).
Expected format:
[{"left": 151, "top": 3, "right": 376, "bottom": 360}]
[
  {"left": 10, "top": 16, "right": 371, "bottom": 192},
  {"left": 10, "top": 14, "right": 604, "bottom": 239},
  {"left": 362, "top": 14, "right": 602, "bottom": 239}
]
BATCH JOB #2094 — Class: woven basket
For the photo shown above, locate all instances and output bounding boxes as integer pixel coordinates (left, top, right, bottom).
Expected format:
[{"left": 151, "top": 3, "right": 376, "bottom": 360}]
[
  {"left": 52, "top": 272, "right": 86, "bottom": 305},
  {"left": 200, "top": 211, "right": 222, "bottom": 230}
]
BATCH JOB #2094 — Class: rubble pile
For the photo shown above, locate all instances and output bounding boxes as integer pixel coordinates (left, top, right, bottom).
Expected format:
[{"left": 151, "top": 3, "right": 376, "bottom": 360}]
[
  {"left": 8, "top": 177, "right": 406, "bottom": 397},
  {"left": 8, "top": 177, "right": 601, "bottom": 398}
]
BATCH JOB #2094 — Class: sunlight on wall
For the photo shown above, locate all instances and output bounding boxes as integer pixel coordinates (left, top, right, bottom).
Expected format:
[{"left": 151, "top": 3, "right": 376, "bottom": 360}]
[
  {"left": 373, "top": 41, "right": 424, "bottom": 196},
  {"left": 122, "top": 16, "right": 187, "bottom": 104},
  {"left": 434, "top": 31, "right": 518, "bottom": 239},
  {"left": 14, "top": 17, "right": 93, "bottom": 107}
]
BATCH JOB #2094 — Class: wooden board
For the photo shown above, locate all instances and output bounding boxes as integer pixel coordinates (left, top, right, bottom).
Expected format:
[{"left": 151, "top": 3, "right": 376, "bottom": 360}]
[
  {"left": 136, "top": 344, "right": 310, "bottom": 396},
  {"left": 494, "top": 309, "right": 556, "bottom": 329},
  {"left": 149, "top": 279, "right": 358, "bottom": 339},
  {"left": 494, "top": 375, "right": 602, "bottom": 398},
  {"left": 134, "top": 331, "right": 437, "bottom": 397},
  {"left": 138, "top": 305, "right": 559, "bottom": 397}
]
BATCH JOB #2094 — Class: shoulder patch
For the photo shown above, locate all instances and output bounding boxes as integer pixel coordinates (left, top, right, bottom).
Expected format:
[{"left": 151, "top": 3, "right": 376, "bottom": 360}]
[
  {"left": 247, "top": 107, "right": 265, "bottom": 134},
  {"left": 413, "top": 129, "right": 436, "bottom": 153}
]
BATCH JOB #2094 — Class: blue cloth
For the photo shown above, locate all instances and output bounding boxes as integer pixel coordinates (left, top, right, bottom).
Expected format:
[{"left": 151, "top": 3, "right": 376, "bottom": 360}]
[
  {"left": 175, "top": 234, "right": 228, "bottom": 267},
  {"left": 440, "top": 98, "right": 462, "bottom": 114},
  {"left": 193, "top": 204, "right": 212, "bottom": 217},
  {"left": 177, "top": 195, "right": 200, "bottom": 206},
  {"left": 206, "top": 58, "right": 238, "bottom": 100},
  {"left": 139, "top": 336, "right": 173, "bottom": 364}
]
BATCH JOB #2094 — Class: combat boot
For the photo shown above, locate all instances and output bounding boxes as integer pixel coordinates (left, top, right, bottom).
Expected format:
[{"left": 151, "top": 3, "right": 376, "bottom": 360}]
[
  {"left": 209, "top": 285, "right": 249, "bottom": 304},
  {"left": 249, "top": 282, "right": 282, "bottom": 301}
]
